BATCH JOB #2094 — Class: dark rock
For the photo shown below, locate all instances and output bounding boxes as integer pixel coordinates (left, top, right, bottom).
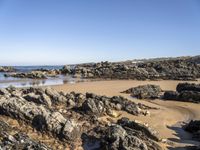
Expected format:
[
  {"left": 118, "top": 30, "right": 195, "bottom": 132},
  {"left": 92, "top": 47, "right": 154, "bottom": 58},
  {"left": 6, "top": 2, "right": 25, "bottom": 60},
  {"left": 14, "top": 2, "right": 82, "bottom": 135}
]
[
  {"left": 185, "top": 120, "right": 200, "bottom": 133},
  {"left": 163, "top": 83, "right": 200, "bottom": 103},
  {"left": 163, "top": 91, "right": 179, "bottom": 100},
  {"left": 117, "top": 117, "right": 160, "bottom": 142},
  {"left": 63, "top": 56, "right": 200, "bottom": 81},
  {"left": 123, "top": 84, "right": 162, "bottom": 99},
  {"left": 177, "top": 83, "right": 200, "bottom": 93},
  {"left": 91, "top": 118, "right": 162, "bottom": 150},
  {"left": 81, "top": 98, "right": 105, "bottom": 116}
]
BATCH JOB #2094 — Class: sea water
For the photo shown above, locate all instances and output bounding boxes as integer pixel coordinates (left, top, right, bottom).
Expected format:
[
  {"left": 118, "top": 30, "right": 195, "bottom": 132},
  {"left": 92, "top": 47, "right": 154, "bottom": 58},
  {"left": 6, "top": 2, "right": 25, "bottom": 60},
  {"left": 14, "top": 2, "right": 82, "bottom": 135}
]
[{"left": 0, "top": 66, "right": 77, "bottom": 88}]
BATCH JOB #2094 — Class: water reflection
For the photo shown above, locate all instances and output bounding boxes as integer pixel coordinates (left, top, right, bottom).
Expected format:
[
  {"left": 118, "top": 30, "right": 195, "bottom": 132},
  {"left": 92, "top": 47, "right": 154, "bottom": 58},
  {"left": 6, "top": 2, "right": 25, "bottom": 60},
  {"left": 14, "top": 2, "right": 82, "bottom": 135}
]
[{"left": 0, "top": 75, "right": 80, "bottom": 88}]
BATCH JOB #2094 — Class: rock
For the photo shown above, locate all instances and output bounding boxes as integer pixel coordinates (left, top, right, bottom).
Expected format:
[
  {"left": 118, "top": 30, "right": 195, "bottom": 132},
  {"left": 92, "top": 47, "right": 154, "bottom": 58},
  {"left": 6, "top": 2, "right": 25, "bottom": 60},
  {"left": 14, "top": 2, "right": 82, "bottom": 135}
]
[
  {"left": 122, "top": 84, "right": 162, "bottom": 99},
  {"left": 0, "top": 120, "right": 51, "bottom": 150},
  {"left": 117, "top": 117, "right": 160, "bottom": 142},
  {"left": 4, "top": 71, "right": 47, "bottom": 79},
  {"left": 45, "top": 87, "right": 67, "bottom": 104},
  {"left": 163, "top": 91, "right": 179, "bottom": 100},
  {"left": 102, "top": 124, "right": 148, "bottom": 150},
  {"left": 0, "top": 95, "right": 80, "bottom": 141},
  {"left": 185, "top": 120, "right": 200, "bottom": 142},
  {"left": 62, "top": 56, "right": 200, "bottom": 81},
  {"left": 81, "top": 98, "right": 105, "bottom": 116},
  {"left": 62, "top": 119, "right": 81, "bottom": 141},
  {"left": 185, "top": 120, "right": 200, "bottom": 133},
  {"left": 0, "top": 66, "right": 15, "bottom": 72},
  {"left": 61, "top": 65, "right": 71, "bottom": 74},
  {"left": 92, "top": 118, "right": 162, "bottom": 150},
  {"left": 106, "top": 109, "right": 120, "bottom": 118},
  {"left": 163, "top": 83, "right": 200, "bottom": 103},
  {"left": 0, "top": 88, "right": 10, "bottom": 96},
  {"left": 177, "top": 83, "right": 200, "bottom": 93}
]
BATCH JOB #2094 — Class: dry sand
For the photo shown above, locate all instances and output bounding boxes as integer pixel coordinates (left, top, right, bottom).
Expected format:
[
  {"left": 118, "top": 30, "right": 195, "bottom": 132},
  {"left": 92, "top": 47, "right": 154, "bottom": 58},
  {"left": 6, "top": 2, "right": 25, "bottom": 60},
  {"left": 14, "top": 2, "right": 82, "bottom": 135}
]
[{"left": 53, "top": 79, "right": 200, "bottom": 149}]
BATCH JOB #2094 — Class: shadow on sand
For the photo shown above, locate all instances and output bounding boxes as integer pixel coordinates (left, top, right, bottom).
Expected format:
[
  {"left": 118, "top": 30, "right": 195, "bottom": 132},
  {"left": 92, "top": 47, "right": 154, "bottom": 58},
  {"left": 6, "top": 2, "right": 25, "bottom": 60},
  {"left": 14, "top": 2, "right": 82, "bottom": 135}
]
[{"left": 166, "top": 124, "right": 200, "bottom": 150}]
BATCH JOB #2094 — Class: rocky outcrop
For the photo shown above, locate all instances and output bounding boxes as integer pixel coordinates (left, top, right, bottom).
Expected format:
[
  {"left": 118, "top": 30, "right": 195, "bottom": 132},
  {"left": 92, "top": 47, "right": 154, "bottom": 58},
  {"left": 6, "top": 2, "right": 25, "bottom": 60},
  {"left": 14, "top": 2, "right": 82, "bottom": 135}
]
[
  {"left": 0, "top": 120, "right": 51, "bottom": 150},
  {"left": 0, "top": 87, "right": 162, "bottom": 149},
  {"left": 0, "top": 89, "right": 81, "bottom": 141},
  {"left": 0, "top": 66, "right": 15, "bottom": 72},
  {"left": 62, "top": 57, "right": 200, "bottom": 80},
  {"left": 80, "top": 93, "right": 153, "bottom": 116},
  {"left": 85, "top": 117, "right": 162, "bottom": 150},
  {"left": 4, "top": 68, "right": 61, "bottom": 79},
  {"left": 123, "top": 84, "right": 162, "bottom": 99},
  {"left": 4, "top": 71, "right": 48, "bottom": 79},
  {"left": 163, "top": 83, "right": 200, "bottom": 103}
]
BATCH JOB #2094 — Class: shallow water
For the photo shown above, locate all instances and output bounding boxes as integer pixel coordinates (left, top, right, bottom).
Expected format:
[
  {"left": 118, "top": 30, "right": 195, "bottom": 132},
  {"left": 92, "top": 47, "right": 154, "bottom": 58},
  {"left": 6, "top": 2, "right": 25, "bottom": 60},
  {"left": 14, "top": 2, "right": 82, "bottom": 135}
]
[{"left": 0, "top": 66, "right": 79, "bottom": 88}]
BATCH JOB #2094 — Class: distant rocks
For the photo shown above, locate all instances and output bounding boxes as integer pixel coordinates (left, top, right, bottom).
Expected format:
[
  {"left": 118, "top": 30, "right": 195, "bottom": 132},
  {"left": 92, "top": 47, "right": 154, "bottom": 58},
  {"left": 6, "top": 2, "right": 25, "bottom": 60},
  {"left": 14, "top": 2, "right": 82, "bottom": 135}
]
[
  {"left": 123, "top": 84, "right": 162, "bottom": 99},
  {"left": 163, "top": 83, "right": 200, "bottom": 103},
  {"left": 0, "top": 66, "right": 15, "bottom": 72},
  {"left": 62, "top": 57, "right": 200, "bottom": 80},
  {"left": 4, "top": 70, "right": 60, "bottom": 79}
]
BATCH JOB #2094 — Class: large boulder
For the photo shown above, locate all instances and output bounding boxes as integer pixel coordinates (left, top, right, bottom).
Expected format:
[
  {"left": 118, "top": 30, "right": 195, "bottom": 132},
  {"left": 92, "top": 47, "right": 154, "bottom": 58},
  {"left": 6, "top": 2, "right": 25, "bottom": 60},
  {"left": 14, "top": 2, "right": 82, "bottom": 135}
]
[
  {"left": 103, "top": 125, "right": 148, "bottom": 150},
  {"left": 117, "top": 117, "right": 160, "bottom": 142},
  {"left": 92, "top": 118, "right": 162, "bottom": 150},
  {"left": 177, "top": 83, "right": 200, "bottom": 93},
  {"left": 123, "top": 84, "right": 162, "bottom": 99},
  {"left": 81, "top": 98, "right": 105, "bottom": 116},
  {"left": 163, "top": 83, "right": 200, "bottom": 103},
  {"left": 163, "top": 91, "right": 179, "bottom": 100}
]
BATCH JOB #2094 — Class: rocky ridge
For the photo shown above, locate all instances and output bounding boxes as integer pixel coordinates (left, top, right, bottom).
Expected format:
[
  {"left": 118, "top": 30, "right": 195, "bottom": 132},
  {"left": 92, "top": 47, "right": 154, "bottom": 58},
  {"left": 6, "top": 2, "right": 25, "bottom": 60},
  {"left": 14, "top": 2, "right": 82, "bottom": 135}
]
[{"left": 61, "top": 57, "right": 200, "bottom": 80}]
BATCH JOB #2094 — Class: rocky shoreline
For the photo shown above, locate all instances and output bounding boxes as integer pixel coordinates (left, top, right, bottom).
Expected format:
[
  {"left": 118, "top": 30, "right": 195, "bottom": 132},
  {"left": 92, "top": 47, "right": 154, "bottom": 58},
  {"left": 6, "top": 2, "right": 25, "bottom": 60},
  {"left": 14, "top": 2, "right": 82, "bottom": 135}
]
[
  {"left": 62, "top": 56, "right": 200, "bottom": 81},
  {"left": 0, "top": 86, "right": 162, "bottom": 150},
  {"left": 1, "top": 56, "right": 200, "bottom": 80}
]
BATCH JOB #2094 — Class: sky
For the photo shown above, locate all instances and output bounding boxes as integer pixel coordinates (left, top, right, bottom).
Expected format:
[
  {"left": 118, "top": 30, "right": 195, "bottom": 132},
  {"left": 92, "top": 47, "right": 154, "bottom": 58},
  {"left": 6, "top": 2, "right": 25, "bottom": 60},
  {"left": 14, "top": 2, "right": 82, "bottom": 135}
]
[{"left": 0, "top": 0, "right": 200, "bottom": 65}]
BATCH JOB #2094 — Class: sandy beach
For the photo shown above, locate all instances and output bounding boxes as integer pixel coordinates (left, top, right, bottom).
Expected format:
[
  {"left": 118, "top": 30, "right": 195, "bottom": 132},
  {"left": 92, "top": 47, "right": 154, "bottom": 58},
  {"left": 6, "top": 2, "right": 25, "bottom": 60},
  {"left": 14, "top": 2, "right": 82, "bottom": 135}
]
[{"left": 53, "top": 79, "right": 200, "bottom": 149}]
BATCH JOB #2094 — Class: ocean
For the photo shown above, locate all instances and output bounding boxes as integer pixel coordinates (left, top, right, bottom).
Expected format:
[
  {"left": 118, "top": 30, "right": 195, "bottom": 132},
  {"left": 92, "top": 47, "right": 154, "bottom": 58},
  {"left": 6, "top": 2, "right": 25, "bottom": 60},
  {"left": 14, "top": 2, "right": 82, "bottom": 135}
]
[{"left": 0, "top": 66, "right": 77, "bottom": 88}]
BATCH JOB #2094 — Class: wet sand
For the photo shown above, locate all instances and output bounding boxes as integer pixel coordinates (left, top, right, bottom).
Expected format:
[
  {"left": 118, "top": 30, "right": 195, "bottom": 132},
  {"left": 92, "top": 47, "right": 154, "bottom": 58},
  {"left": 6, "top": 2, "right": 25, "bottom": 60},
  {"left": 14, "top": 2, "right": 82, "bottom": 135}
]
[{"left": 53, "top": 79, "right": 200, "bottom": 149}]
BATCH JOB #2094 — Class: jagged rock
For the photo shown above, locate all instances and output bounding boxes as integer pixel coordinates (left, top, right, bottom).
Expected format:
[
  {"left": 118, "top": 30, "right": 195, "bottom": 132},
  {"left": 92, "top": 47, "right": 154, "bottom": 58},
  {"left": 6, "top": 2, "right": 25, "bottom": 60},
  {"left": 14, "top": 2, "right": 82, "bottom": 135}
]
[
  {"left": 0, "top": 95, "right": 80, "bottom": 141},
  {"left": 91, "top": 118, "right": 162, "bottom": 150},
  {"left": 0, "top": 120, "right": 51, "bottom": 150},
  {"left": 177, "top": 83, "right": 200, "bottom": 93},
  {"left": 123, "top": 84, "right": 162, "bottom": 99},
  {"left": 1, "top": 133, "right": 51, "bottom": 150},
  {"left": 45, "top": 87, "right": 67, "bottom": 104},
  {"left": 82, "top": 98, "right": 105, "bottom": 116},
  {"left": 103, "top": 124, "right": 148, "bottom": 150},
  {"left": 24, "top": 93, "right": 52, "bottom": 107},
  {"left": 163, "top": 83, "right": 200, "bottom": 103},
  {"left": 117, "top": 117, "right": 160, "bottom": 142}
]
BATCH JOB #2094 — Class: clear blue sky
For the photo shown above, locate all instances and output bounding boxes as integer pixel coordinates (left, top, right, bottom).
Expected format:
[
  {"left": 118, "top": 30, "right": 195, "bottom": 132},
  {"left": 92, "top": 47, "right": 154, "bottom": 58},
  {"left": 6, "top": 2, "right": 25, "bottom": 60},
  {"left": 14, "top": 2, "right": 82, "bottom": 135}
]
[{"left": 0, "top": 0, "right": 199, "bottom": 65}]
